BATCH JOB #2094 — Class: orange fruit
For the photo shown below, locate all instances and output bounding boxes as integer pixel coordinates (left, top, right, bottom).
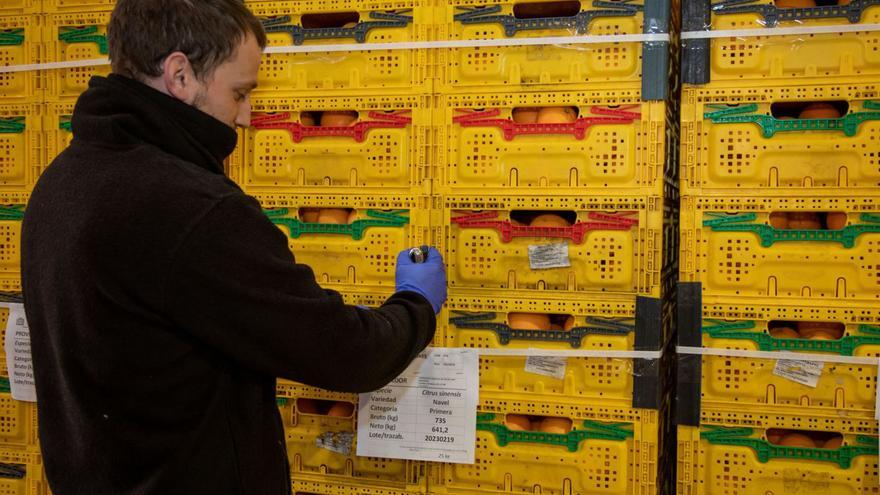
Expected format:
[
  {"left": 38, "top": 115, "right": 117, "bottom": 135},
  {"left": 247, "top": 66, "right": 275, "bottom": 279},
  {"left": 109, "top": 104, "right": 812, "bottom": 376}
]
[
  {"left": 512, "top": 107, "right": 540, "bottom": 124},
  {"left": 539, "top": 417, "right": 572, "bottom": 434},
  {"left": 327, "top": 401, "right": 354, "bottom": 417},
  {"left": 787, "top": 212, "right": 821, "bottom": 230},
  {"left": 838, "top": 0, "right": 851, "bottom": 4},
  {"left": 769, "top": 327, "right": 799, "bottom": 339},
  {"left": 536, "top": 106, "right": 578, "bottom": 124},
  {"left": 779, "top": 432, "right": 818, "bottom": 448},
  {"left": 300, "top": 208, "right": 321, "bottom": 223},
  {"left": 321, "top": 110, "right": 358, "bottom": 127},
  {"left": 347, "top": 210, "right": 359, "bottom": 224},
  {"left": 300, "top": 112, "right": 317, "bottom": 126},
  {"left": 806, "top": 330, "right": 839, "bottom": 341},
  {"left": 317, "top": 208, "right": 351, "bottom": 224},
  {"left": 563, "top": 316, "right": 576, "bottom": 331},
  {"left": 297, "top": 399, "right": 321, "bottom": 415},
  {"left": 826, "top": 212, "right": 847, "bottom": 230},
  {"left": 797, "top": 322, "right": 843, "bottom": 340},
  {"left": 769, "top": 212, "right": 789, "bottom": 230},
  {"left": 822, "top": 436, "right": 843, "bottom": 449},
  {"left": 766, "top": 428, "right": 788, "bottom": 444},
  {"left": 505, "top": 414, "right": 532, "bottom": 431},
  {"left": 508, "top": 313, "right": 552, "bottom": 331},
  {"left": 775, "top": 0, "right": 817, "bottom": 7},
  {"left": 799, "top": 103, "right": 841, "bottom": 120},
  {"left": 550, "top": 324, "right": 563, "bottom": 330},
  {"left": 530, "top": 214, "right": 571, "bottom": 227}
]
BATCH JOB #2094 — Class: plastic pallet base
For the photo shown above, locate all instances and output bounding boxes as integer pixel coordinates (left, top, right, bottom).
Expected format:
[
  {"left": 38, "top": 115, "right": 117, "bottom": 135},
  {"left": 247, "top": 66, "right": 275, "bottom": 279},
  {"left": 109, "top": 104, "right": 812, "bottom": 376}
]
[
  {"left": 681, "top": 82, "right": 880, "bottom": 196},
  {"left": 680, "top": 196, "right": 880, "bottom": 305},
  {"left": 44, "top": 11, "right": 113, "bottom": 101},
  {"left": 0, "top": 105, "right": 42, "bottom": 205},
  {"left": 439, "top": 194, "right": 665, "bottom": 299},
  {"left": 247, "top": 1, "right": 432, "bottom": 96},
  {"left": 230, "top": 94, "right": 431, "bottom": 198},
  {"left": 682, "top": 0, "right": 880, "bottom": 86},
  {"left": 676, "top": 424, "right": 880, "bottom": 495},
  {"left": 0, "top": 15, "right": 41, "bottom": 102},
  {"left": 433, "top": 91, "right": 670, "bottom": 198}
]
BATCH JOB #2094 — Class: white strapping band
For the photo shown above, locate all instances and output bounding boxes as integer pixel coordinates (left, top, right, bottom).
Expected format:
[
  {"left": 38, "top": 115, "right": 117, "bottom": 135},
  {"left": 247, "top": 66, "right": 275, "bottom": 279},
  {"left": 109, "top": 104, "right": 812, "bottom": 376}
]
[
  {"left": 682, "top": 23, "right": 880, "bottom": 40},
  {"left": 0, "top": 33, "right": 670, "bottom": 74},
  {"left": 476, "top": 348, "right": 662, "bottom": 359},
  {"left": 677, "top": 345, "right": 879, "bottom": 366}
]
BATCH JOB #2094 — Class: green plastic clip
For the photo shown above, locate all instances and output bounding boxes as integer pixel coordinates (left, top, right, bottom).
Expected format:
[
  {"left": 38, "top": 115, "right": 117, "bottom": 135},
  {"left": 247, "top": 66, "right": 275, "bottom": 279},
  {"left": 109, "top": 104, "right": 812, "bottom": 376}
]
[
  {"left": 265, "top": 208, "right": 409, "bottom": 241},
  {"left": 449, "top": 311, "right": 634, "bottom": 348},
  {"left": 0, "top": 377, "right": 9, "bottom": 394},
  {"left": 702, "top": 212, "right": 880, "bottom": 248},
  {"left": 0, "top": 205, "right": 25, "bottom": 221},
  {"left": 59, "top": 26, "right": 108, "bottom": 54},
  {"left": 60, "top": 116, "right": 72, "bottom": 132},
  {"left": 276, "top": 398, "right": 288, "bottom": 407},
  {"left": 0, "top": 117, "right": 25, "bottom": 134},
  {"left": 704, "top": 102, "right": 880, "bottom": 137},
  {"left": 0, "top": 28, "right": 25, "bottom": 47},
  {"left": 701, "top": 426, "right": 878, "bottom": 469},
  {"left": 476, "top": 413, "right": 632, "bottom": 452},
  {"left": 703, "top": 320, "right": 880, "bottom": 356}
]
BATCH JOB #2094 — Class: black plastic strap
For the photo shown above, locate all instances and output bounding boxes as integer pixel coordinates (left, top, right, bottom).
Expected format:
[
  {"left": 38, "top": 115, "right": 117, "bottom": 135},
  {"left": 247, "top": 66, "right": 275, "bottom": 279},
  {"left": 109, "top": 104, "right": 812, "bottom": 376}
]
[
  {"left": 642, "top": 0, "right": 671, "bottom": 100},
  {"left": 681, "top": 0, "right": 710, "bottom": 85},
  {"left": 632, "top": 296, "right": 662, "bottom": 409},
  {"left": 675, "top": 282, "right": 702, "bottom": 426}
]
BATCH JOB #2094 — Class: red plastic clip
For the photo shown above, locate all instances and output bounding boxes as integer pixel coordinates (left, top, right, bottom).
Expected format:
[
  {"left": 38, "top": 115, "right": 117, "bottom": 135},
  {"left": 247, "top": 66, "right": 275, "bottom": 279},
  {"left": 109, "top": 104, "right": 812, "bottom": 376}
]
[
  {"left": 251, "top": 110, "right": 412, "bottom": 143},
  {"left": 451, "top": 211, "right": 639, "bottom": 244},
  {"left": 453, "top": 105, "right": 641, "bottom": 141}
]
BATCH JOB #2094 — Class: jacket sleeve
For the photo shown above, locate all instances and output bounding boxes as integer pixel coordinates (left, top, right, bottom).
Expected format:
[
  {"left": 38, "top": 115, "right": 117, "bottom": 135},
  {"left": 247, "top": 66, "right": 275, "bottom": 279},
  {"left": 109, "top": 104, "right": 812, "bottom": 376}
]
[{"left": 163, "top": 193, "right": 436, "bottom": 393}]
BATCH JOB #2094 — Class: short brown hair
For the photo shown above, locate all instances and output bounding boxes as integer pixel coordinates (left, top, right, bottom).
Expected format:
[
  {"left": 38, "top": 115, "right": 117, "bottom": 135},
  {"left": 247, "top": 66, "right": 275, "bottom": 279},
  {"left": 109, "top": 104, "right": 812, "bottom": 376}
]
[{"left": 108, "top": 0, "right": 267, "bottom": 82}]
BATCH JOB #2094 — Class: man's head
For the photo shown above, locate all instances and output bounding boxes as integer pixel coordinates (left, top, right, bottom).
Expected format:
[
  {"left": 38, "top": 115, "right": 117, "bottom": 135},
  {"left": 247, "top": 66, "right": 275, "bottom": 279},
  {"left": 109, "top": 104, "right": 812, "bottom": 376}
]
[{"left": 107, "top": 0, "right": 267, "bottom": 128}]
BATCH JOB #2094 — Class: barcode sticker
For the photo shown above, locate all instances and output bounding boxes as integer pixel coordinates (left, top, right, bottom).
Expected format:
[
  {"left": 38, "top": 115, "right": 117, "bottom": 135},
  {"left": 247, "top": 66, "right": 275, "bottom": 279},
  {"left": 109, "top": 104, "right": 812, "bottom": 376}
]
[
  {"left": 524, "top": 356, "right": 567, "bottom": 379},
  {"left": 528, "top": 243, "right": 571, "bottom": 270},
  {"left": 773, "top": 359, "right": 823, "bottom": 388}
]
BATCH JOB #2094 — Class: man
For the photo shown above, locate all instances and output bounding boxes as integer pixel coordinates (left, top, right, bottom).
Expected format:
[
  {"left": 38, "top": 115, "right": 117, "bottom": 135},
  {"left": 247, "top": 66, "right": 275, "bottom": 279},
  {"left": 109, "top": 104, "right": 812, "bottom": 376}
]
[{"left": 20, "top": 1, "right": 446, "bottom": 494}]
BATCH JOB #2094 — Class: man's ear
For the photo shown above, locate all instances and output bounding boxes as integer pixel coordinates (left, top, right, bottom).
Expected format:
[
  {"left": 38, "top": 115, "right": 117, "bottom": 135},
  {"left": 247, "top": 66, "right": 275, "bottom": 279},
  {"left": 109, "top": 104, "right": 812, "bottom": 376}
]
[{"left": 161, "top": 51, "right": 198, "bottom": 104}]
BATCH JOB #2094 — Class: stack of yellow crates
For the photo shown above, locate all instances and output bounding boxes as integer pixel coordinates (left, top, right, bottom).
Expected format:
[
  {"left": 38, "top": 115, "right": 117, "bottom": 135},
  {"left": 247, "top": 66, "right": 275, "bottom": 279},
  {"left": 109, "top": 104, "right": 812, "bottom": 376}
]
[{"left": 676, "top": 0, "right": 880, "bottom": 493}]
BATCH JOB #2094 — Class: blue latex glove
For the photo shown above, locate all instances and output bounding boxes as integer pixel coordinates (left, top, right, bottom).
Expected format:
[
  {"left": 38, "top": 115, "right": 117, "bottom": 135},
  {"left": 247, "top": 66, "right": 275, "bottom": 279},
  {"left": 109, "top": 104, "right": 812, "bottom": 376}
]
[{"left": 395, "top": 247, "right": 447, "bottom": 314}]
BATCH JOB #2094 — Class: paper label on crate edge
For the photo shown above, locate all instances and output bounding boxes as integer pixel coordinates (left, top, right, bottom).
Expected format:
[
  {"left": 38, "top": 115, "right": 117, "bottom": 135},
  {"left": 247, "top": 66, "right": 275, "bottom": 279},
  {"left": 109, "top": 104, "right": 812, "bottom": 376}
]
[
  {"left": 316, "top": 431, "right": 353, "bottom": 456},
  {"left": 3, "top": 303, "right": 36, "bottom": 402},
  {"left": 356, "top": 348, "right": 478, "bottom": 464},
  {"left": 527, "top": 243, "right": 571, "bottom": 270},
  {"left": 772, "top": 359, "right": 824, "bottom": 388},
  {"left": 524, "top": 356, "right": 567, "bottom": 380}
]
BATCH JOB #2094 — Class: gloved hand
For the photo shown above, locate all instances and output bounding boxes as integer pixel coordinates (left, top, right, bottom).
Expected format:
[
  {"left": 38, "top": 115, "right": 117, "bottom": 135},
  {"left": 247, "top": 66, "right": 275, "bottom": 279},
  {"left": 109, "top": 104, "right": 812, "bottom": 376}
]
[{"left": 395, "top": 247, "right": 447, "bottom": 314}]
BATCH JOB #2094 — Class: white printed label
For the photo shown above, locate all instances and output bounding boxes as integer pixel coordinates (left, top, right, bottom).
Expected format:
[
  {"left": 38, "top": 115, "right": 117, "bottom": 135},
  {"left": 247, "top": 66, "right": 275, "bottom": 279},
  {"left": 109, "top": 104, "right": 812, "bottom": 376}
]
[
  {"left": 356, "top": 348, "right": 478, "bottom": 464},
  {"left": 773, "top": 359, "right": 823, "bottom": 388},
  {"left": 527, "top": 243, "right": 571, "bottom": 270},
  {"left": 3, "top": 303, "right": 36, "bottom": 402},
  {"left": 316, "top": 431, "right": 353, "bottom": 456},
  {"left": 524, "top": 356, "right": 567, "bottom": 379}
]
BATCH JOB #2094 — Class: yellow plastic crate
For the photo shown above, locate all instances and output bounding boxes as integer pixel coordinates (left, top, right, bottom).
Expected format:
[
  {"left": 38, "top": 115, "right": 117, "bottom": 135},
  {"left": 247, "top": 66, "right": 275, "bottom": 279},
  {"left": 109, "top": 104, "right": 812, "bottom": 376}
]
[
  {"left": 291, "top": 479, "right": 419, "bottom": 495},
  {"left": 230, "top": 94, "right": 430, "bottom": 198},
  {"left": 0, "top": 16, "right": 41, "bottom": 102},
  {"left": 440, "top": 195, "right": 664, "bottom": 298},
  {"left": 691, "top": 1, "right": 880, "bottom": 85},
  {"left": 681, "top": 83, "right": 880, "bottom": 196},
  {"left": 680, "top": 196, "right": 880, "bottom": 304},
  {"left": 45, "top": 101, "right": 74, "bottom": 164},
  {"left": 435, "top": 91, "right": 669, "bottom": 197},
  {"left": 276, "top": 396, "right": 426, "bottom": 493},
  {"left": 44, "top": 11, "right": 112, "bottom": 101},
  {"left": 42, "top": 0, "right": 115, "bottom": 12},
  {"left": 0, "top": 385, "right": 37, "bottom": 450},
  {"left": 435, "top": 0, "right": 645, "bottom": 93},
  {"left": 0, "top": 1, "right": 38, "bottom": 16},
  {"left": 0, "top": 105, "right": 41, "bottom": 205},
  {"left": 428, "top": 408, "right": 660, "bottom": 495},
  {"left": 248, "top": 0, "right": 431, "bottom": 96},
  {"left": 677, "top": 424, "right": 880, "bottom": 495},
  {"left": 0, "top": 207, "right": 24, "bottom": 294},
  {"left": 261, "top": 196, "right": 429, "bottom": 289},
  {"left": 0, "top": 460, "right": 42, "bottom": 495}
]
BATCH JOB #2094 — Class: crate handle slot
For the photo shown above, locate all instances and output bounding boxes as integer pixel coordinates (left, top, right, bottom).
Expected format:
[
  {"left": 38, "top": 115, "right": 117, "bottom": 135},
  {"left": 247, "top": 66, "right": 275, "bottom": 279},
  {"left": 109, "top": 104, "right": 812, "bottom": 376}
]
[
  {"left": 264, "top": 208, "right": 409, "bottom": 241},
  {"left": 449, "top": 311, "right": 634, "bottom": 348},
  {"left": 704, "top": 102, "right": 880, "bottom": 138},
  {"left": 252, "top": 111, "right": 411, "bottom": 143},
  {"left": 703, "top": 320, "right": 880, "bottom": 356},
  {"left": 0, "top": 28, "right": 24, "bottom": 46},
  {"left": 701, "top": 426, "right": 878, "bottom": 469},
  {"left": 712, "top": 0, "right": 877, "bottom": 26},
  {"left": 260, "top": 10, "right": 413, "bottom": 45},
  {"left": 454, "top": 105, "right": 640, "bottom": 141},
  {"left": 454, "top": 1, "right": 642, "bottom": 37},
  {"left": 476, "top": 414, "right": 633, "bottom": 452},
  {"left": 0, "top": 117, "right": 25, "bottom": 134},
  {"left": 59, "top": 26, "right": 108, "bottom": 54},
  {"left": 451, "top": 211, "right": 637, "bottom": 244},
  {"left": 702, "top": 212, "right": 880, "bottom": 248}
]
